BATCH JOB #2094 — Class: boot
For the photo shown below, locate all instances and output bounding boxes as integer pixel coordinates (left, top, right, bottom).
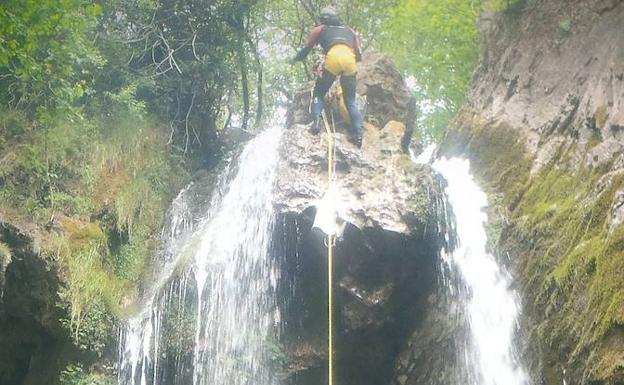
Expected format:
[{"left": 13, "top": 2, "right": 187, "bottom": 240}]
[
  {"left": 309, "top": 118, "right": 321, "bottom": 135},
  {"left": 350, "top": 124, "right": 363, "bottom": 148},
  {"left": 351, "top": 133, "right": 362, "bottom": 148}
]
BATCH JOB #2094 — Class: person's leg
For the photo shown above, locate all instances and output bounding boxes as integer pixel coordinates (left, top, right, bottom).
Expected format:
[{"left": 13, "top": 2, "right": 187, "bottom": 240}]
[
  {"left": 340, "top": 74, "right": 363, "bottom": 147},
  {"left": 310, "top": 69, "right": 336, "bottom": 134}
]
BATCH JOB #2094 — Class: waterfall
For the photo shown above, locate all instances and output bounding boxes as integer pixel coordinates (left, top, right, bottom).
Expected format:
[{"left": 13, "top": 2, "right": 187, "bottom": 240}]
[
  {"left": 432, "top": 156, "right": 530, "bottom": 385},
  {"left": 118, "top": 124, "right": 283, "bottom": 385}
]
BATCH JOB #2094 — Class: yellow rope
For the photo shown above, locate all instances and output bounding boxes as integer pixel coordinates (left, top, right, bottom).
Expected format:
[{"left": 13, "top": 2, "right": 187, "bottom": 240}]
[{"left": 321, "top": 109, "right": 335, "bottom": 385}]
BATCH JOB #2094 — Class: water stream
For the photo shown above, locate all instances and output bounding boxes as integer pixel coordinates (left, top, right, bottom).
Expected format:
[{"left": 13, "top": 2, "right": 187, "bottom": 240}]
[
  {"left": 432, "top": 156, "right": 530, "bottom": 385},
  {"left": 118, "top": 124, "right": 283, "bottom": 385}
]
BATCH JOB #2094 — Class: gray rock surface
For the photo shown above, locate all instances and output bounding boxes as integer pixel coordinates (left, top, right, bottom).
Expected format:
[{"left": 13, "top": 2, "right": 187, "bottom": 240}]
[
  {"left": 442, "top": 2, "right": 624, "bottom": 384},
  {"left": 468, "top": 1, "right": 623, "bottom": 170},
  {"left": 276, "top": 119, "right": 429, "bottom": 234}
]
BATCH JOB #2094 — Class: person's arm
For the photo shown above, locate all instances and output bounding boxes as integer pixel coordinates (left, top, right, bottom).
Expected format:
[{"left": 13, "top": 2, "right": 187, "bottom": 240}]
[
  {"left": 292, "top": 25, "right": 324, "bottom": 62},
  {"left": 352, "top": 29, "right": 362, "bottom": 62}
]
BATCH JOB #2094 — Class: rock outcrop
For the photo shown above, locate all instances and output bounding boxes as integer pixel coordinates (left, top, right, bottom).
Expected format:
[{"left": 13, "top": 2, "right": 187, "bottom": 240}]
[
  {"left": 441, "top": 1, "right": 624, "bottom": 384},
  {"left": 274, "top": 53, "right": 446, "bottom": 385},
  {"left": 0, "top": 220, "right": 72, "bottom": 385},
  {"left": 279, "top": 52, "right": 424, "bottom": 234}
]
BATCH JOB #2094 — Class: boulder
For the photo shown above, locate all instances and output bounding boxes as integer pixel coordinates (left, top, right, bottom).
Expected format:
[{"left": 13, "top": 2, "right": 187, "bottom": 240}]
[{"left": 274, "top": 53, "right": 446, "bottom": 385}]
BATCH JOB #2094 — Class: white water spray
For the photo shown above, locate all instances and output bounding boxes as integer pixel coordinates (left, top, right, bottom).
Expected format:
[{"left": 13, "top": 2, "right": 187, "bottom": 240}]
[
  {"left": 118, "top": 124, "right": 283, "bottom": 385},
  {"left": 431, "top": 155, "right": 530, "bottom": 385},
  {"left": 191, "top": 124, "right": 282, "bottom": 385}
]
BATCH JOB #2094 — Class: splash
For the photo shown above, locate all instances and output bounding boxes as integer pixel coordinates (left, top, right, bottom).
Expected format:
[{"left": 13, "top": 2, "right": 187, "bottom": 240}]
[{"left": 118, "top": 124, "right": 283, "bottom": 385}]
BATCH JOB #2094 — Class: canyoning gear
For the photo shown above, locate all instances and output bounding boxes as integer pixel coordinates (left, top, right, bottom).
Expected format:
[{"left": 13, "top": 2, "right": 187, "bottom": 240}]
[
  {"left": 319, "top": 26, "right": 357, "bottom": 54},
  {"left": 318, "top": 108, "right": 337, "bottom": 385},
  {"left": 319, "top": 6, "right": 340, "bottom": 26},
  {"left": 352, "top": 132, "right": 363, "bottom": 148},
  {"left": 309, "top": 115, "right": 321, "bottom": 135},
  {"left": 336, "top": 83, "right": 367, "bottom": 127},
  {"left": 311, "top": 70, "right": 363, "bottom": 147},
  {"left": 324, "top": 44, "right": 357, "bottom": 76},
  {"left": 291, "top": 20, "right": 362, "bottom": 63},
  {"left": 293, "top": 25, "right": 361, "bottom": 62},
  {"left": 293, "top": 12, "right": 364, "bottom": 147}
]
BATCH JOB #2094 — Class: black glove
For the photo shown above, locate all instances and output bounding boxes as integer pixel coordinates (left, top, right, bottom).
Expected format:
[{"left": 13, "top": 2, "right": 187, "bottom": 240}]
[{"left": 292, "top": 47, "right": 312, "bottom": 63}]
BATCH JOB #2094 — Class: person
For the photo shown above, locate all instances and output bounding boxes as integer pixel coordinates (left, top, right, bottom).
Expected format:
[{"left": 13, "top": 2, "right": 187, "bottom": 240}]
[{"left": 291, "top": 6, "right": 364, "bottom": 147}]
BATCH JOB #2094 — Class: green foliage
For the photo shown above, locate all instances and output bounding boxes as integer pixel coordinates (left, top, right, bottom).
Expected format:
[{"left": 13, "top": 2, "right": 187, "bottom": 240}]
[
  {"left": 60, "top": 300, "right": 115, "bottom": 355},
  {"left": 106, "top": 0, "right": 267, "bottom": 153},
  {"left": 595, "top": 104, "right": 609, "bottom": 129},
  {"left": 0, "top": 106, "right": 188, "bottom": 364},
  {"left": 0, "top": 0, "right": 104, "bottom": 111},
  {"left": 511, "top": 164, "right": 624, "bottom": 364},
  {"left": 558, "top": 18, "right": 572, "bottom": 33},
  {"left": 60, "top": 364, "right": 114, "bottom": 385},
  {"left": 160, "top": 305, "right": 197, "bottom": 357},
  {"left": 380, "top": 0, "right": 481, "bottom": 139},
  {"left": 0, "top": 241, "right": 12, "bottom": 280},
  {"left": 265, "top": 338, "right": 289, "bottom": 369},
  {"left": 51, "top": 218, "right": 124, "bottom": 324}
]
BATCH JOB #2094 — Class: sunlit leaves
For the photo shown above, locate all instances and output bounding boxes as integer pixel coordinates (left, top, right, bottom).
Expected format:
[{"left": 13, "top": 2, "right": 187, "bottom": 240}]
[
  {"left": 0, "top": 0, "right": 104, "bottom": 111},
  {"left": 380, "top": 0, "right": 481, "bottom": 140}
]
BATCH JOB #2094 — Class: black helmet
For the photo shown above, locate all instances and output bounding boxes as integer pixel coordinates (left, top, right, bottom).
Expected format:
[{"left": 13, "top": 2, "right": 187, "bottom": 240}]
[{"left": 319, "top": 6, "right": 341, "bottom": 25}]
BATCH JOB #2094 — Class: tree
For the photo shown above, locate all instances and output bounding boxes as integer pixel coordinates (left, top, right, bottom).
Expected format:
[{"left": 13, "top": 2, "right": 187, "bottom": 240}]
[
  {"left": 0, "top": 0, "right": 104, "bottom": 113},
  {"left": 380, "top": 0, "right": 482, "bottom": 141}
]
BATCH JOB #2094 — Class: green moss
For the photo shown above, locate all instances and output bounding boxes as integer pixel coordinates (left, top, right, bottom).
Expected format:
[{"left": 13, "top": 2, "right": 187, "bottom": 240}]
[
  {"left": 50, "top": 218, "right": 125, "bottom": 328},
  {"left": 445, "top": 112, "right": 624, "bottom": 383},
  {"left": 550, "top": 236, "right": 601, "bottom": 285},
  {"left": 558, "top": 19, "right": 572, "bottom": 33},
  {"left": 445, "top": 114, "right": 532, "bottom": 205},
  {"left": 0, "top": 106, "right": 190, "bottom": 368},
  {"left": 595, "top": 105, "right": 609, "bottom": 129},
  {"left": 0, "top": 241, "right": 12, "bottom": 289},
  {"left": 0, "top": 241, "right": 11, "bottom": 267},
  {"left": 60, "top": 363, "right": 114, "bottom": 385}
]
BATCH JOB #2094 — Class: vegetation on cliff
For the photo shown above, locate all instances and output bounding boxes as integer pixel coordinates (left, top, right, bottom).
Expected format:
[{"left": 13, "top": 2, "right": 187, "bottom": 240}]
[
  {"left": 0, "top": 0, "right": 560, "bottom": 384},
  {"left": 0, "top": 0, "right": 265, "bottom": 383},
  {"left": 444, "top": 111, "right": 624, "bottom": 384},
  {"left": 439, "top": 0, "right": 624, "bottom": 382}
]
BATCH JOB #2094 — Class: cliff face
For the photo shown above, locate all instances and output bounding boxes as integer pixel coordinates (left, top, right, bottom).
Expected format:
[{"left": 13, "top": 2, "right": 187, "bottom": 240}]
[{"left": 442, "top": 1, "right": 624, "bottom": 384}]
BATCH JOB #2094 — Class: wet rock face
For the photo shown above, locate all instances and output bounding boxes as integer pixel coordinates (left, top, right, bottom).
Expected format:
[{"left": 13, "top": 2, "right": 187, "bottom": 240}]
[
  {"left": 274, "top": 211, "right": 443, "bottom": 385},
  {"left": 276, "top": 120, "right": 430, "bottom": 234},
  {"left": 0, "top": 221, "right": 69, "bottom": 385},
  {"left": 275, "top": 53, "right": 446, "bottom": 385}
]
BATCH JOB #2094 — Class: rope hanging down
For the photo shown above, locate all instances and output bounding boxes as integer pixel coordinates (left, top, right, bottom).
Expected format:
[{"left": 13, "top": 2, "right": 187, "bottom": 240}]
[{"left": 321, "top": 109, "right": 336, "bottom": 385}]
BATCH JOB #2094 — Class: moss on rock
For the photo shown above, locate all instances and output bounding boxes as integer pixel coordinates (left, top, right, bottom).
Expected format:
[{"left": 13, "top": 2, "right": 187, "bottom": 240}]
[
  {"left": 0, "top": 107, "right": 190, "bottom": 384},
  {"left": 442, "top": 111, "right": 624, "bottom": 384}
]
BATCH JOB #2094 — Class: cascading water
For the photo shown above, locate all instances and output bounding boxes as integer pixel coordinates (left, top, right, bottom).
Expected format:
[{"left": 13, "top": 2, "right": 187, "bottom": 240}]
[
  {"left": 432, "top": 155, "right": 530, "bottom": 385},
  {"left": 118, "top": 124, "right": 283, "bottom": 385}
]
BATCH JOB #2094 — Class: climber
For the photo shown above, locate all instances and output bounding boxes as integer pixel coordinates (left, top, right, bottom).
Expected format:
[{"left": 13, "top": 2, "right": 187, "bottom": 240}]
[{"left": 291, "top": 6, "right": 364, "bottom": 148}]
